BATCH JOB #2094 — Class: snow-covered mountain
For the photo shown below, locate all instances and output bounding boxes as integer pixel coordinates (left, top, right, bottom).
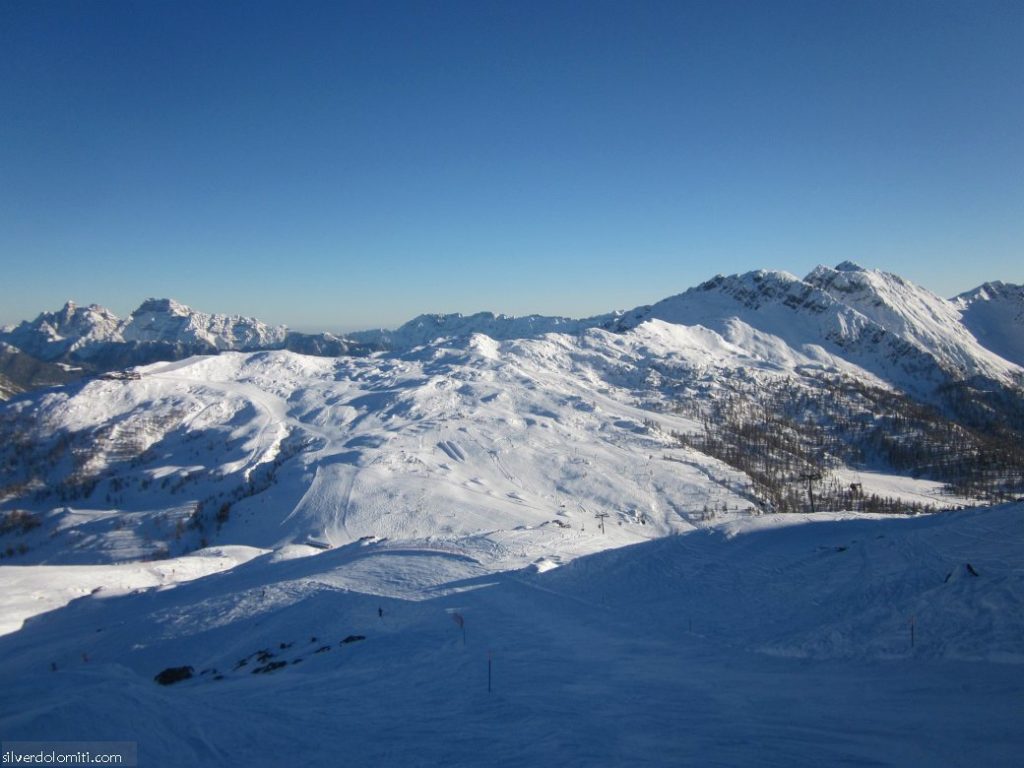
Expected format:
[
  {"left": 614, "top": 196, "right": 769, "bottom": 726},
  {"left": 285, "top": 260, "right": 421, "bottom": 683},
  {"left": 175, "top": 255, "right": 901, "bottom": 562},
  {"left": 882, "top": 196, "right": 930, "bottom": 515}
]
[
  {"left": 3, "top": 264, "right": 1022, "bottom": 402},
  {"left": 1, "top": 263, "right": 1021, "bottom": 558},
  {"left": 349, "top": 310, "right": 586, "bottom": 349},
  {"left": 2, "top": 262, "right": 1023, "bottom": 766},
  {"left": 953, "top": 281, "right": 1024, "bottom": 368},
  {"left": 0, "top": 324, "right": 750, "bottom": 565},
  {"left": 0, "top": 298, "right": 374, "bottom": 381},
  {"left": 0, "top": 264, "right": 1021, "bottom": 579},
  {"left": 0, "top": 308, "right": 1017, "bottom": 570},
  {"left": 0, "top": 301, "right": 123, "bottom": 361},
  {"left": 121, "top": 298, "right": 289, "bottom": 350},
  {"left": 599, "top": 264, "right": 1023, "bottom": 398},
  {"left": 806, "top": 262, "right": 1020, "bottom": 384},
  {"left": 353, "top": 263, "right": 1024, "bottom": 401},
  {"left": 0, "top": 298, "right": 286, "bottom": 363}
]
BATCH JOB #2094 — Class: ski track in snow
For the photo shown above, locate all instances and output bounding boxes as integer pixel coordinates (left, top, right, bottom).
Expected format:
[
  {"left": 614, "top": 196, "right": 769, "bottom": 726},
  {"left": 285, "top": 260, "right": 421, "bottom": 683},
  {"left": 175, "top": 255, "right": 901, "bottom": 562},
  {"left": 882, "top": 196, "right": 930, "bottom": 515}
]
[{"left": 0, "top": 506, "right": 1021, "bottom": 767}]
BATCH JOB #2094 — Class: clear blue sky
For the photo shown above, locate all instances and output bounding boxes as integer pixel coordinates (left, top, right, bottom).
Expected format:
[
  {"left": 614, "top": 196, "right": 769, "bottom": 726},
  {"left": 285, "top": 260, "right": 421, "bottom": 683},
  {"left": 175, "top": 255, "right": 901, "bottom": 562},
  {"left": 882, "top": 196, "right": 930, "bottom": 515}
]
[{"left": 1, "top": 0, "right": 1021, "bottom": 331}]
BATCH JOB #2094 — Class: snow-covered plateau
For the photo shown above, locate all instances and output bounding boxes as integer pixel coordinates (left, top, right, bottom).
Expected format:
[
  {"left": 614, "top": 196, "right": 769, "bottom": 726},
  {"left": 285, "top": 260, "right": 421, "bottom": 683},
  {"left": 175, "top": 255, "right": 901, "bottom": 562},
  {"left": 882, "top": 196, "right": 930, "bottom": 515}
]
[{"left": 1, "top": 262, "right": 1022, "bottom": 766}]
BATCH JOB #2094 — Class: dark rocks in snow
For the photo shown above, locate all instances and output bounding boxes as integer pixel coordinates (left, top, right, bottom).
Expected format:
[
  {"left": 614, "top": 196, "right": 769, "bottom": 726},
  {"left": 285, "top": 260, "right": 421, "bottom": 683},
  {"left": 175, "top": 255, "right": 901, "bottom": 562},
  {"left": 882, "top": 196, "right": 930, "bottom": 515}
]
[
  {"left": 154, "top": 666, "right": 194, "bottom": 686},
  {"left": 945, "top": 563, "right": 982, "bottom": 582},
  {"left": 251, "top": 661, "right": 287, "bottom": 674},
  {"left": 314, "top": 645, "right": 332, "bottom": 654},
  {"left": 233, "top": 648, "right": 274, "bottom": 669},
  {"left": 341, "top": 635, "right": 366, "bottom": 645}
]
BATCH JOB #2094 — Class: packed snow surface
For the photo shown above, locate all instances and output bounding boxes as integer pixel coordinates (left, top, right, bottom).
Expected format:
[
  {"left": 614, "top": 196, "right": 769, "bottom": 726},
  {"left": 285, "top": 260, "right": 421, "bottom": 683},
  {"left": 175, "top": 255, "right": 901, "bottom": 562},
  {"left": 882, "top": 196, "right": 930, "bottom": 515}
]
[
  {"left": 0, "top": 546, "right": 265, "bottom": 636},
  {"left": 1, "top": 505, "right": 1021, "bottom": 767}
]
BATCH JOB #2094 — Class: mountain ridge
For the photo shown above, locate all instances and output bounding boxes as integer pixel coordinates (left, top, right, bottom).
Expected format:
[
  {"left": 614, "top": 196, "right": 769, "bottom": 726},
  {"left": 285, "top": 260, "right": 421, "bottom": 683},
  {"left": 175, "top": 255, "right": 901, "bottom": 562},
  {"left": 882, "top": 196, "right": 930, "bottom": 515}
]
[
  {"left": 4, "top": 263, "right": 1022, "bottom": 389},
  {"left": 0, "top": 298, "right": 377, "bottom": 390}
]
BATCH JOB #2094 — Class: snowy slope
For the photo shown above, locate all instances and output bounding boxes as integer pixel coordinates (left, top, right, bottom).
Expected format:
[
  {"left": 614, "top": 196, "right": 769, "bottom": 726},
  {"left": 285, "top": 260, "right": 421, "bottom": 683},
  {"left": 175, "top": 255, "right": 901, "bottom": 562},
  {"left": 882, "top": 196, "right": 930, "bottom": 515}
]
[
  {"left": 0, "top": 504, "right": 1020, "bottom": 767},
  {"left": 3, "top": 289, "right": 1012, "bottom": 574},
  {"left": 606, "top": 268, "right": 1023, "bottom": 396},
  {"left": 0, "top": 342, "right": 85, "bottom": 399},
  {"left": 2, "top": 260, "right": 1020, "bottom": 577},
  {"left": 3, "top": 324, "right": 783, "bottom": 568},
  {"left": 807, "top": 262, "right": 1021, "bottom": 383},
  {"left": 0, "top": 371, "right": 18, "bottom": 400},
  {"left": 953, "top": 281, "right": 1024, "bottom": 368}
]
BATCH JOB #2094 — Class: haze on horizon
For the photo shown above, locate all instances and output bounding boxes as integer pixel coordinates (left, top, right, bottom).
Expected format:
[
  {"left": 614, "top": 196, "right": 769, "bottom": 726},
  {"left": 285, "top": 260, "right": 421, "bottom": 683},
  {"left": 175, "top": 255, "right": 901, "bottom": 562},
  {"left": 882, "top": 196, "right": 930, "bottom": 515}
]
[{"left": 1, "top": 0, "right": 1021, "bottom": 331}]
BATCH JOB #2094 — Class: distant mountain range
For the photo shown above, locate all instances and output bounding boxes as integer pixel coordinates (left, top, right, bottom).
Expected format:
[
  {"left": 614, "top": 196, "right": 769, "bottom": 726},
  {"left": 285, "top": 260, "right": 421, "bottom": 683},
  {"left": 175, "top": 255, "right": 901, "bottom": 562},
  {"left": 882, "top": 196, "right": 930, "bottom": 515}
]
[
  {"left": 2, "top": 262, "right": 1021, "bottom": 401},
  {"left": 0, "top": 298, "right": 377, "bottom": 396}
]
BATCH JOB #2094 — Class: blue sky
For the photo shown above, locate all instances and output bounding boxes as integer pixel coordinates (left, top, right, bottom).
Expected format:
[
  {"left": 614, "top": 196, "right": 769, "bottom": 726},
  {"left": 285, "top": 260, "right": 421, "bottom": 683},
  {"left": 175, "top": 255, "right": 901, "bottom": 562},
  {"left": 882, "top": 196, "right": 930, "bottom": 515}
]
[{"left": 1, "top": 0, "right": 1021, "bottom": 331}]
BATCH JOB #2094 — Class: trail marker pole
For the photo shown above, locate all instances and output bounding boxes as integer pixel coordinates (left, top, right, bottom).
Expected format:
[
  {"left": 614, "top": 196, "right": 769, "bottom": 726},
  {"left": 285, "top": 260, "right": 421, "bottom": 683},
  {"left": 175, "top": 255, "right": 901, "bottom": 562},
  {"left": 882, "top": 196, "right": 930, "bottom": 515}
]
[{"left": 452, "top": 612, "right": 465, "bottom": 646}]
